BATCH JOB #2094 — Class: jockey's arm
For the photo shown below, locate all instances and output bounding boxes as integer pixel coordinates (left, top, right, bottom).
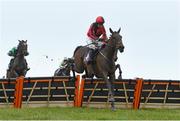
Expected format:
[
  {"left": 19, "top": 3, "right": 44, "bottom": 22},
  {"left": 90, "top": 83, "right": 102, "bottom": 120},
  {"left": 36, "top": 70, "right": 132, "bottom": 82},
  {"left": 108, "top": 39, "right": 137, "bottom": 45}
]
[
  {"left": 101, "top": 26, "right": 108, "bottom": 42},
  {"left": 87, "top": 23, "right": 99, "bottom": 40}
]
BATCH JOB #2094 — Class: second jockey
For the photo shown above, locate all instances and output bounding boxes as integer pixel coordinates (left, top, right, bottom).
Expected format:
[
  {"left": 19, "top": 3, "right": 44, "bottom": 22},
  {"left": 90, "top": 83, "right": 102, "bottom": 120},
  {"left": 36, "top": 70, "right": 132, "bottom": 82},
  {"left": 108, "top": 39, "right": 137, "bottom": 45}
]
[
  {"left": 7, "top": 46, "right": 30, "bottom": 71},
  {"left": 86, "top": 16, "right": 108, "bottom": 64}
]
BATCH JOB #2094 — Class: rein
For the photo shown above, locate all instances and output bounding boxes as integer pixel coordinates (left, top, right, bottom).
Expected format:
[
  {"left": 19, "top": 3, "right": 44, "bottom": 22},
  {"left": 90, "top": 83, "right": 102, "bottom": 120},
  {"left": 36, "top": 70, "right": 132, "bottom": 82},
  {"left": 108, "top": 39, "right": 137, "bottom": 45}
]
[
  {"left": 98, "top": 38, "right": 117, "bottom": 64},
  {"left": 99, "top": 51, "right": 112, "bottom": 64},
  {"left": 84, "top": 36, "right": 118, "bottom": 64}
]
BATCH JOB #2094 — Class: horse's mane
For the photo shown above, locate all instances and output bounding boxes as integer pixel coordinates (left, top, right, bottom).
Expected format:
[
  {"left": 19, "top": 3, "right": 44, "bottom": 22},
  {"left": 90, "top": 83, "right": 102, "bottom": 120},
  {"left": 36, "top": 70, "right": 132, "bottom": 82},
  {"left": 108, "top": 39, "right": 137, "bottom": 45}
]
[{"left": 73, "top": 46, "right": 83, "bottom": 56}]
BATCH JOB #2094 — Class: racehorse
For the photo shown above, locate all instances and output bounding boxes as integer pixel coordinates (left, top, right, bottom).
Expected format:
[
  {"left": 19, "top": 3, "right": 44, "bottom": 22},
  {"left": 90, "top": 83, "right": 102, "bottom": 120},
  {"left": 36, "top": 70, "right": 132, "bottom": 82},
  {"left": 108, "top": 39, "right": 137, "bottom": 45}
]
[
  {"left": 6, "top": 40, "right": 29, "bottom": 78},
  {"left": 73, "top": 28, "right": 124, "bottom": 110}
]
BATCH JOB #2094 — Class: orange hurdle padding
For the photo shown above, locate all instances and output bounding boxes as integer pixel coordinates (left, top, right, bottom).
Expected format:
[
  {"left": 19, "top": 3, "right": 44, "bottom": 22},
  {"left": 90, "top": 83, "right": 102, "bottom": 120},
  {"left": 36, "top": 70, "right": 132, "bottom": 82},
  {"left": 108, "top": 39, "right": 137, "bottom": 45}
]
[
  {"left": 14, "top": 76, "right": 24, "bottom": 108},
  {"left": 74, "top": 75, "right": 85, "bottom": 107},
  {"left": 133, "top": 78, "right": 143, "bottom": 109}
]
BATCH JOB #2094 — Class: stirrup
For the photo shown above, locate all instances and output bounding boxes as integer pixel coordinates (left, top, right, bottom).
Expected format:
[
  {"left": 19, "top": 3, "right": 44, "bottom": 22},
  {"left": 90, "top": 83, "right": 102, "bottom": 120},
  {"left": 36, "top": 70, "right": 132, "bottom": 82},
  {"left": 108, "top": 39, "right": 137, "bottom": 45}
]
[
  {"left": 27, "top": 68, "right": 30, "bottom": 71},
  {"left": 87, "top": 60, "right": 93, "bottom": 65}
]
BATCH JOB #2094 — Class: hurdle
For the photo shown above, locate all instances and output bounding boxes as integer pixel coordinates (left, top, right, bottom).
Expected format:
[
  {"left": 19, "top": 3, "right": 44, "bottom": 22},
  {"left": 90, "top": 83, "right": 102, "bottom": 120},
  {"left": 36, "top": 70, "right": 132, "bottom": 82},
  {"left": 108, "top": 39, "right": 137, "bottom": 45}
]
[{"left": 0, "top": 76, "right": 180, "bottom": 109}]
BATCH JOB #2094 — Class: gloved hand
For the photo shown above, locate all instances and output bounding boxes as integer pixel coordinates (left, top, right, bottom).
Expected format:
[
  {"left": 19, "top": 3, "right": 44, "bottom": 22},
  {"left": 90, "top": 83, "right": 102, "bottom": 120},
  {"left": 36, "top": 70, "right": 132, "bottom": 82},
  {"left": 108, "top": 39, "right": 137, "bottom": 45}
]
[
  {"left": 98, "top": 38, "right": 103, "bottom": 42},
  {"left": 101, "top": 43, "right": 106, "bottom": 48},
  {"left": 105, "top": 38, "right": 108, "bottom": 42}
]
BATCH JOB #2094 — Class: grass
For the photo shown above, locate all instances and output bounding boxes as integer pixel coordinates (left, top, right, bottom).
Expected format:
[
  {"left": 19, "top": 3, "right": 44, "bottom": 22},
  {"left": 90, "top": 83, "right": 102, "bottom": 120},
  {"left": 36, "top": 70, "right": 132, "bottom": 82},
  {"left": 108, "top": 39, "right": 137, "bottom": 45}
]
[{"left": 0, "top": 107, "right": 180, "bottom": 120}]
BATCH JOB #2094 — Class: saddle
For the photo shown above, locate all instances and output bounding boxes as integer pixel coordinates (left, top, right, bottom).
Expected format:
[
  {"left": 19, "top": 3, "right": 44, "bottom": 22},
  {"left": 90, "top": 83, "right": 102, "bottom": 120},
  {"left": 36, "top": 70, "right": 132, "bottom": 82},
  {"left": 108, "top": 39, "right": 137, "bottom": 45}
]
[{"left": 84, "top": 48, "right": 99, "bottom": 65}]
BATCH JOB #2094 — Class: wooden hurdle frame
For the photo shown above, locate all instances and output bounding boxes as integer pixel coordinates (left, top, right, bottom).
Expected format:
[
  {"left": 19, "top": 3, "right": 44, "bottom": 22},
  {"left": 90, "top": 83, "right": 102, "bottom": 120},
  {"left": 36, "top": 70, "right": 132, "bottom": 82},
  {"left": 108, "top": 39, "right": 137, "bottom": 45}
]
[
  {"left": 0, "top": 76, "right": 75, "bottom": 108},
  {"left": 0, "top": 76, "right": 180, "bottom": 109}
]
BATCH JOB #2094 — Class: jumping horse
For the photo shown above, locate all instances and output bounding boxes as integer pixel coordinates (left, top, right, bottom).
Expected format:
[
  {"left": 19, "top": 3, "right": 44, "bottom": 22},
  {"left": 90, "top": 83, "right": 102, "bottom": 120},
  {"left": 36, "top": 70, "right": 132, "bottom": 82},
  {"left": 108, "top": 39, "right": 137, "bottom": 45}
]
[{"left": 73, "top": 28, "right": 124, "bottom": 110}]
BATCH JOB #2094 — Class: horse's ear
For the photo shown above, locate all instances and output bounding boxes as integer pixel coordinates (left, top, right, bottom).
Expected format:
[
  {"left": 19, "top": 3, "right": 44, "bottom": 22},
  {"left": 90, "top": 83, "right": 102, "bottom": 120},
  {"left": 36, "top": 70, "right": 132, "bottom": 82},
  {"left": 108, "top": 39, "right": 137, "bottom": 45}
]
[
  {"left": 18, "top": 40, "right": 21, "bottom": 42},
  {"left": 109, "top": 28, "right": 113, "bottom": 34},
  {"left": 117, "top": 28, "right": 121, "bottom": 33},
  {"left": 25, "top": 40, "right": 27, "bottom": 42}
]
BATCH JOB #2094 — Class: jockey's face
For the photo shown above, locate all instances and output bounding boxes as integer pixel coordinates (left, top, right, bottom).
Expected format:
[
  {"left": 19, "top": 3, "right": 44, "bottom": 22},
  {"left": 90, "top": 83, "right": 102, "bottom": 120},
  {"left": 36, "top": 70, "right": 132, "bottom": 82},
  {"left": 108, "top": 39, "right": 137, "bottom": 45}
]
[{"left": 98, "top": 23, "right": 103, "bottom": 27}]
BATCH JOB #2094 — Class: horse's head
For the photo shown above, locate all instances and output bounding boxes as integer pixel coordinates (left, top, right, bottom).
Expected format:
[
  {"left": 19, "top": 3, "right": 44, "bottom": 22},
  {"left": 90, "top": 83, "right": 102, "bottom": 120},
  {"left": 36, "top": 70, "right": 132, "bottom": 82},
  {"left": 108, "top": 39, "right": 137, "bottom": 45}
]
[
  {"left": 109, "top": 28, "right": 124, "bottom": 53},
  {"left": 17, "top": 40, "right": 28, "bottom": 56}
]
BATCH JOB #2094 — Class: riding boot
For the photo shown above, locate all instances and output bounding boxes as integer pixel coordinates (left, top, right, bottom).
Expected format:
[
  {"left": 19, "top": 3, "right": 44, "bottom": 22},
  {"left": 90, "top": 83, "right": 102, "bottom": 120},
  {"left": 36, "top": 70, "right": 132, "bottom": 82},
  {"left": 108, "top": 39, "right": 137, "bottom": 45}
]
[
  {"left": 86, "top": 49, "right": 94, "bottom": 64},
  {"left": 8, "top": 58, "right": 14, "bottom": 71},
  {"left": 94, "top": 48, "right": 99, "bottom": 56}
]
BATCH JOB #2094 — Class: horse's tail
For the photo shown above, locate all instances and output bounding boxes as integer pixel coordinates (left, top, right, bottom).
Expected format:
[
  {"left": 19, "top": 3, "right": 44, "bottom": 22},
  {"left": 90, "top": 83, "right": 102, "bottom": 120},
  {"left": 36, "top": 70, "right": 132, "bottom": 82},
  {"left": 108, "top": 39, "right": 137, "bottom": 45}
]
[{"left": 73, "top": 46, "right": 83, "bottom": 57}]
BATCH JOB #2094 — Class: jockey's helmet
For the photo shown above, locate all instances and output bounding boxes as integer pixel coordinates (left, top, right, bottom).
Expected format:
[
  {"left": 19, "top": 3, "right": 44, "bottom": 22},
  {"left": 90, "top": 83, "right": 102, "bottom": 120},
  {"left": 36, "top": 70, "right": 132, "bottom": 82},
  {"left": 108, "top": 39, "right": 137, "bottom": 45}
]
[
  {"left": 64, "top": 57, "right": 68, "bottom": 61},
  {"left": 96, "top": 16, "right": 105, "bottom": 24},
  {"left": 12, "top": 47, "right": 17, "bottom": 51}
]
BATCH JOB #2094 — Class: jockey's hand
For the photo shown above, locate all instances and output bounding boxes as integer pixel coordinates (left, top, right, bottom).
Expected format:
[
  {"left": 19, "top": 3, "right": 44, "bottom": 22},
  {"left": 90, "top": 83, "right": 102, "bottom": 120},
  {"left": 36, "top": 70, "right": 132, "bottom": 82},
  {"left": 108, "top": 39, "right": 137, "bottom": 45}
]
[
  {"left": 105, "top": 38, "right": 108, "bottom": 42},
  {"left": 98, "top": 38, "right": 103, "bottom": 42},
  {"left": 101, "top": 43, "right": 106, "bottom": 49},
  {"left": 92, "top": 40, "right": 98, "bottom": 45}
]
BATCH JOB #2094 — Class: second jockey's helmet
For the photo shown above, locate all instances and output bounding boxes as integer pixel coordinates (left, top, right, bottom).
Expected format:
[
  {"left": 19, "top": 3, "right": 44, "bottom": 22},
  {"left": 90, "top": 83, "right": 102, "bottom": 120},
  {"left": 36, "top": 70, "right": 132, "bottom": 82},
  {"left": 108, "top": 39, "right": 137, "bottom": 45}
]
[
  {"left": 64, "top": 57, "right": 68, "bottom": 62},
  {"left": 64, "top": 57, "right": 68, "bottom": 60},
  {"left": 96, "top": 16, "right": 105, "bottom": 24}
]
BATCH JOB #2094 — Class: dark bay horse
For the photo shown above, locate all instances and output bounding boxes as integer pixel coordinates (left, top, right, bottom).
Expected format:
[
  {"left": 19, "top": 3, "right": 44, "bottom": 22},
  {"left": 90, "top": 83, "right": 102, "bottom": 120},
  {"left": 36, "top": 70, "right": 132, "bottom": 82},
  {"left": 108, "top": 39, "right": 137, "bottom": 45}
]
[
  {"left": 6, "top": 40, "right": 29, "bottom": 78},
  {"left": 73, "top": 28, "right": 124, "bottom": 110}
]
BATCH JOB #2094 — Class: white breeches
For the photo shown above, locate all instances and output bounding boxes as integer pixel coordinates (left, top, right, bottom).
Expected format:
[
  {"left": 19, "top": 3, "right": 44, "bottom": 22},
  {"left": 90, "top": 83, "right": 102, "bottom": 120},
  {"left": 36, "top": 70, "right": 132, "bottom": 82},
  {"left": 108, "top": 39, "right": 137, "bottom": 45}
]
[{"left": 86, "top": 37, "right": 104, "bottom": 50}]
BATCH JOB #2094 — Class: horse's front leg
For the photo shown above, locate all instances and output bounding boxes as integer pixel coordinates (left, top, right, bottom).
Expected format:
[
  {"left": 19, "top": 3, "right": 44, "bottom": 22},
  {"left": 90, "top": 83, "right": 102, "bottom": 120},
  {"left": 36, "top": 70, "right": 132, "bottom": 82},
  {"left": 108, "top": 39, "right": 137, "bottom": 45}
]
[
  {"left": 6, "top": 69, "right": 10, "bottom": 78},
  {"left": 23, "top": 70, "right": 27, "bottom": 76},
  {"left": 86, "top": 65, "right": 94, "bottom": 78},
  {"left": 109, "top": 74, "right": 115, "bottom": 100},
  {"left": 116, "top": 64, "right": 122, "bottom": 79},
  {"left": 109, "top": 74, "right": 116, "bottom": 110},
  {"left": 103, "top": 73, "right": 115, "bottom": 110},
  {"left": 11, "top": 69, "right": 19, "bottom": 78},
  {"left": 21, "top": 66, "right": 28, "bottom": 77}
]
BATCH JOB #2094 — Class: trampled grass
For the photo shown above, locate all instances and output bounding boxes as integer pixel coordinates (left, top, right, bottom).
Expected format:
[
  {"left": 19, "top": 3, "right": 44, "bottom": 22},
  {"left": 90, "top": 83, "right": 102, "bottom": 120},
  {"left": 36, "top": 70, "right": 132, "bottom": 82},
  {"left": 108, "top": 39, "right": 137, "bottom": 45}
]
[{"left": 0, "top": 107, "right": 180, "bottom": 120}]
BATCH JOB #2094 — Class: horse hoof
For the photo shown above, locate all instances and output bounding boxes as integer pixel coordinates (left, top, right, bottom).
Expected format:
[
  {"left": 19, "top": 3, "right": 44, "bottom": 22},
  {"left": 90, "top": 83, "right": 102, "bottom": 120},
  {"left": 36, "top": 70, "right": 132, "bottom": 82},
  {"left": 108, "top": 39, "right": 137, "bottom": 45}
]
[
  {"left": 111, "top": 107, "right": 116, "bottom": 111},
  {"left": 118, "top": 75, "right": 122, "bottom": 79},
  {"left": 108, "top": 98, "right": 115, "bottom": 102},
  {"left": 111, "top": 102, "right": 116, "bottom": 111},
  {"left": 82, "top": 75, "right": 86, "bottom": 78}
]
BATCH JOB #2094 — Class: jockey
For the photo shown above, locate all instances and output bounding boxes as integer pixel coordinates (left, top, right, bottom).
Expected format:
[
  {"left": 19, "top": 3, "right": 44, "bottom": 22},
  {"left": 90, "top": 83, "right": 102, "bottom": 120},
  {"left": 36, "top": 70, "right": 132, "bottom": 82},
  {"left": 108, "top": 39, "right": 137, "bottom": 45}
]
[
  {"left": 8, "top": 47, "right": 17, "bottom": 57},
  {"left": 7, "top": 46, "right": 30, "bottom": 71},
  {"left": 86, "top": 16, "right": 108, "bottom": 64},
  {"left": 7, "top": 47, "right": 18, "bottom": 71},
  {"left": 59, "top": 57, "right": 68, "bottom": 69}
]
